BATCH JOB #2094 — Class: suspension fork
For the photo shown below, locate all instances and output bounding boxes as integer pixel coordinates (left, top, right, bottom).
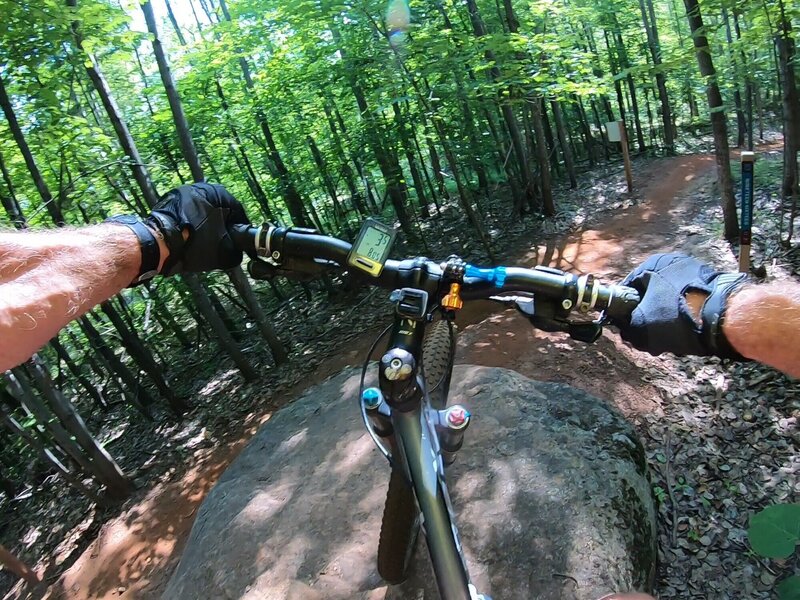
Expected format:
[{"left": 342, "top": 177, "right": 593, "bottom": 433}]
[{"left": 375, "top": 315, "right": 473, "bottom": 600}]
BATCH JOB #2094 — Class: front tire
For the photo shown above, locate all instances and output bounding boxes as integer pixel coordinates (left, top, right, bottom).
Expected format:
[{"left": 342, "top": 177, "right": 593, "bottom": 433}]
[
  {"left": 423, "top": 319, "right": 455, "bottom": 410},
  {"left": 377, "top": 467, "right": 420, "bottom": 584}
]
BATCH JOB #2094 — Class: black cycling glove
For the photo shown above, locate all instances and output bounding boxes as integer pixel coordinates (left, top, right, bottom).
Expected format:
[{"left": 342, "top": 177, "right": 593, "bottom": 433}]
[
  {"left": 614, "top": 253, "right": 748, "bottom": 359},
  {"left": 145, "top": 183, "right": 250, "bottom": 275}
]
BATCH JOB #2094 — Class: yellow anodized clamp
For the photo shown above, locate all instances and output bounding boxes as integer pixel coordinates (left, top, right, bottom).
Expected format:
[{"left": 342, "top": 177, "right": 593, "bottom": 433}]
[{"left": 442, "top": 283, "right": 463, "bottom": 310}]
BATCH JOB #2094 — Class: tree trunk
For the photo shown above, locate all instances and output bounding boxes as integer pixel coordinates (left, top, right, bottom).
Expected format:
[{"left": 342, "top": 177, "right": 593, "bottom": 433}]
[
  {"left": 98, "top": 302, "right": 187, "bottom": 414},
  {"left": 639, "top": 0, "right": 675, "bottom": 153},
  {"left": 25, "top": 356, "right": 133, "bottom": 499},
  {"left": 612, "top": 23, "right": 646, "bottom": 153},
  {"left": 227, "top": 267, "right": 287, "bottom": 364},
  {"left": 68, "top": 0, "right": 161, "bottom": 207},
  {"left": 78, "top": 316, "right": 156, "bottom": 415},
  {"left": 0, "top": 75, "right": 66, "bottom": 225},
  {"left": 6, "top": 368, "right": 105, "bottom": 488},
  {"left": 0, "top": 150, "right": 25, "bottom": 229},
  {"left": 183, "top": 275, "right": 258, "bottom": 380},
  {"left": 307, "top": 135, "right": 349, "bottom": 229},
  {"left": 721, "top": 7, "right": 747, "bottom": 148},
  {"left": 552, "top": 101, "right": 577, "bottom": 188},
  {"left": 216, "top": 0, "right": 311, "bottom": 228},
  {"left": 776, "top": 0, "right": 800, "bottom": 199},
  {"left": 330, "top": 24, "right": 415, "bottom": 237},
  {"left": 530, "top": 100, "right": 554, "bottom": 216},
  {"left": 392, "top": 103, "right": 430, "bottom": 217},
  {"left": 322, "top": 101, "right": 367, "bottom": 217},
  {"left": 0, "top": 398, "right": 105, "bottom": 504},
  {"left": 49, "top": 338, "right": 107, "bottom": 410},
  {"left": 141, "top": 1, "right": 204, "bottom": 183},
  {"left": 683, "top": 0, "right": 739, "bottom": 240},
  {"left": 465, "top": 0, "right": 535, "bottom": 214}
]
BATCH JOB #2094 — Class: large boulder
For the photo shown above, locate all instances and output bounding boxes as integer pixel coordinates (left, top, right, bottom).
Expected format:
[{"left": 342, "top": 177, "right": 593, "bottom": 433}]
[{"left": 164, "top": 366, "right": 656, "bottom": 600}]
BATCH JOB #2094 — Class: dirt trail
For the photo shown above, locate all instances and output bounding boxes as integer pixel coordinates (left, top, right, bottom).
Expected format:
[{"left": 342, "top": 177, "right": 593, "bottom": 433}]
[{"left": 40, "top": 153, "right": 718, "bottom": 600}]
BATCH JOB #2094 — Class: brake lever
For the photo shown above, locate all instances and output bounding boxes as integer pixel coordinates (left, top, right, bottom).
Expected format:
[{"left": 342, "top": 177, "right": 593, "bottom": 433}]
[
  {"left": 247, "top": 256, "right": 331, "bottom": 282},
  {"left": 490, "top": 294, "right": 603, "bottom": 344}
]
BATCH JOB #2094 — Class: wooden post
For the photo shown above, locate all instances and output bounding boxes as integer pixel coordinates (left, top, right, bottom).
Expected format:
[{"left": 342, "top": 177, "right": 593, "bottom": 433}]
[
  {"left": 739, "top": 151, "right": 755, "bottom": 272},
  {"left": 618, "top": 120, "right": 634, "bottom": 193},
  {"left": 607, "top": 120, "right": 633, "bottom": 192}
]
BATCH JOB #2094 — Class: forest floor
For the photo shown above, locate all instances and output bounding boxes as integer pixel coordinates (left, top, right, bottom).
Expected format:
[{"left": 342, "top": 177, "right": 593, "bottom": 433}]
[{"left": 4, "top": 141, "right": 799, "bottom": 599}]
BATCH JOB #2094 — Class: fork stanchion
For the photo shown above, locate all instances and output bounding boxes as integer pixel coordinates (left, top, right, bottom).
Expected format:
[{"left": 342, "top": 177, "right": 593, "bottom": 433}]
[{"left": 739, "top": 151, "right": 755, "bottom": 273}]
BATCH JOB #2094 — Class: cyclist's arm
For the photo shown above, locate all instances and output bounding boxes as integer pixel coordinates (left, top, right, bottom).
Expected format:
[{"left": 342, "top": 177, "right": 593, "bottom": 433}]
[
  {"left": 720, "top": 281, "right": 800, "bottom": 378},
  {"left": 0, "top": 225, "right": 168, "bottom": 372}
]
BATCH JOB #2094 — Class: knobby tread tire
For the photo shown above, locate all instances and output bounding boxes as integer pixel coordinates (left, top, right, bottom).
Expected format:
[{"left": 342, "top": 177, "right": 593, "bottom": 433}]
[
  {"left": 377, "top": 467, "right": 419, "bottom": 584},
  {"left": 423, "top": 319, "right": 455, "bottom": 410}
]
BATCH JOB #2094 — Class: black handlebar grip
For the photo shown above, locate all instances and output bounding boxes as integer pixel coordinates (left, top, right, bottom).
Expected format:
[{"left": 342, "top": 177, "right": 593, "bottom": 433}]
[{"left": 229, "top": 224, "right": 259, "bottom": 255}]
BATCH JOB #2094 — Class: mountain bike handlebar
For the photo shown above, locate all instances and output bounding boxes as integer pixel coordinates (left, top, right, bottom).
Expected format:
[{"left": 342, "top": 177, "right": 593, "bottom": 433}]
[{"left": 229, "top": 224, "right": 641, "bottom": 321}]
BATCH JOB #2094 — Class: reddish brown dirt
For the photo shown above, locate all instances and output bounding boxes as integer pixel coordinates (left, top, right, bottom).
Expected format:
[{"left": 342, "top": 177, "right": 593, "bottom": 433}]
[{"left": 37, "top": 153, "right": 718, "bottom": 600}]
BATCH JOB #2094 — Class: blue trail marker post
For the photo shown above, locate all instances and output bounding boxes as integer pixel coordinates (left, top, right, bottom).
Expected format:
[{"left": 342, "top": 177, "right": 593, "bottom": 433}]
[{"left": 739, "top": 151, "right": 755, "bottom": 273}]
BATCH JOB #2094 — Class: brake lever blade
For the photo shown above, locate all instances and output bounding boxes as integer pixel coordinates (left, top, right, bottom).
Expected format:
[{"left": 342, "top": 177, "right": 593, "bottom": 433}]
[{"left": 489, "top": 294, "right": 535, "bottom": 317}]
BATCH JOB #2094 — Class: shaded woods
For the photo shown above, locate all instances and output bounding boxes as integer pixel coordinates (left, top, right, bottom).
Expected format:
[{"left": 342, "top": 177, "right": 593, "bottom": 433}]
[{"left": 0, "top": 0, "right": 798, "bottom": 592}]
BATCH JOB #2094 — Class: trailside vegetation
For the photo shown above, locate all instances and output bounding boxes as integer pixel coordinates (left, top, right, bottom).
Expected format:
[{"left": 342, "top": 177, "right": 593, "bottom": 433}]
[{"left": 0, "top": 0, "right": 798, "bottom": 588}]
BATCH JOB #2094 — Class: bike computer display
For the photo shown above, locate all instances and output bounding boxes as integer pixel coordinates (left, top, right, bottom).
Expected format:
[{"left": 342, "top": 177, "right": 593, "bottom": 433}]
[{"left": 347, "top": 218, "right": 396, "bottom": 277}]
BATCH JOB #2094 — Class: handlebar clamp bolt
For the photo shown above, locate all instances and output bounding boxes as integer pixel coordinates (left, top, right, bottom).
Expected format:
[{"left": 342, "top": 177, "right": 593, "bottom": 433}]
[
  {"left": 271, "top": 250, "right": 281, "bottom": 261},
  {"left": 562, "top": 299, "right": 573, "bottom": 311}
]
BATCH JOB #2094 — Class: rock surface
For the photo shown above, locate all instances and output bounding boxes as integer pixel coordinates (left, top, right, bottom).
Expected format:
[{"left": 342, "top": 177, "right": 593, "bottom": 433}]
[{"left": 164, "top": 366, "right": 656, "bottom": 600}]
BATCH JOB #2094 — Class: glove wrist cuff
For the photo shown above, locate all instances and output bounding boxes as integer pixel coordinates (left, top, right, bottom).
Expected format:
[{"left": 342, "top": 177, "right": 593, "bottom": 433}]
[
  {"left": 105, "top": 215, "right": 160, "bottom": 286},
  {"left": 145, "top": 213, "right": 185, "bottom": 275},
  {"left": 701, "top": 273, "right": 749, "bottom": 360}
]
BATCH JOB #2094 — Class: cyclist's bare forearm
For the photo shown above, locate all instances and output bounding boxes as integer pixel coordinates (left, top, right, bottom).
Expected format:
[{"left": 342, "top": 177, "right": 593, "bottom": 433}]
[
  {"left": 0, "top": 225, "right": 165, "bottom": 372},
  {"left": 723, "top": 281, "right": 800, "bottom": 378}
]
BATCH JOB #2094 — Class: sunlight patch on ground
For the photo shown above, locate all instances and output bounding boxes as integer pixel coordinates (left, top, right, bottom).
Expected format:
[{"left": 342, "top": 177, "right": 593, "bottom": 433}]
[
  {"left": 331, "top": 434, "right": 376, "bottom": 476},
  {"left": 197, "top": 368, "right": 239, "bottom": 397}
]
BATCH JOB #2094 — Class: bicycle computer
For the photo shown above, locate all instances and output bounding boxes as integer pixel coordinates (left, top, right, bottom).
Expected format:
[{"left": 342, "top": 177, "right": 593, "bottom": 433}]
[{"left": 348, "top": 218, "right": 396, "bottom": 277}]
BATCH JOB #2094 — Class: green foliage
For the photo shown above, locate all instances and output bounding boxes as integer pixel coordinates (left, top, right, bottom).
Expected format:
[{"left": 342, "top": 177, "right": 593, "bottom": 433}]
[
  {"left": 777, "top": 576, "right": 800, "bottom": 600},
  {"left": 747, "top": 503, "right": 800, "bottom": 559}
]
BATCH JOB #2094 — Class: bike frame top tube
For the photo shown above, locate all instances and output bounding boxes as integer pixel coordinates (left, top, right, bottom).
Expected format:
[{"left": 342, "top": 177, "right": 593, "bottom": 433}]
[{"left": 378, "top": 314, "right": 473, "bottom": 600}]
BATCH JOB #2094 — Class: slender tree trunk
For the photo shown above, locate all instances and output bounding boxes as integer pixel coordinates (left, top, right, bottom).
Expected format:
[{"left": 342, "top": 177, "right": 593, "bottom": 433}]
[
  {"left": 25, "top": 356, "right": 133, "bottom": 499},
  {"left": 6, "top": 368, "right": 110, "bottom": 492},
  {"left": 721, "top": 7, "right": 747, "bottom": 148},
  {"left": 143, "top": 0, "right": 279, "bottom": 374},
  {"left": 227, "top": 268, "right": 287, "bottom": 364},
  {"left": 78, "top": 317, "right": 156, "bottom": 415},
  {"left": 465, "top": 0, "right": 535, "bottom": 214},
  {"left": 776, "top": 0, "right": 800, "bottom": 198},
  {"left": 141, "top": 1, "right": 203, "bottom": 182},
  {"left": 68, "top": 0, "right": 161, "bottom": 207},
  {"left": 392, "top": 103, "right": 430, "bottom": 217},
  {"left": 215, "top": 0, "right": 311, "bottom": 228},
  {"left": 530, "top": 100, "right": 554, "bottom": 216},
  {"left": 0, "top": 398, "right": 104, "bottom": 504},
  {"left": 49, "top": 338, "right": 107, "bottom": 410},
  {"left": 552, "top": 101, "right": 578, "bottom": 188},
  {"left": 731, "top": 10, "right": 754, "bottom": 150},
  {"left": 683, "top": 0, "right": 739, "bottom": 240},
  {"left": 0, "top": 76, "right": 65, "bottom": 224},
  {"left": 307, "top": 135, "right": 349, "bottom": 229},
  {"left": 639, "top": 0, "right": 675, "bottom": 153},
  {"left": 322, "top": 101, "right": 367, "bottom": 216},
  {"left": 182, "top": 276, "right": 258, "bottom": 380},
  {"left": 0, "top": 150, "right": 25, "bottom": 228},
  {"left": 330, "top": 24, "right": 415, "bottom": 236},
  {"left": 98, "top": 302, "right": 187, "bottom": 414},
  {"left": 612, "top": 23, "right": 646, "bottom": 153}
]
